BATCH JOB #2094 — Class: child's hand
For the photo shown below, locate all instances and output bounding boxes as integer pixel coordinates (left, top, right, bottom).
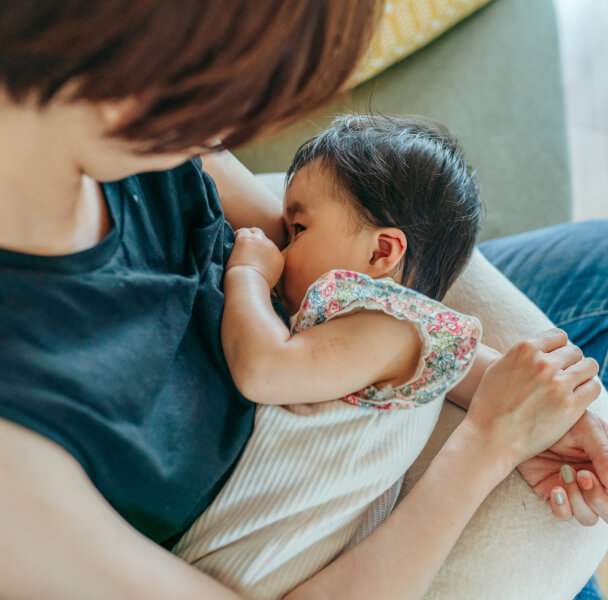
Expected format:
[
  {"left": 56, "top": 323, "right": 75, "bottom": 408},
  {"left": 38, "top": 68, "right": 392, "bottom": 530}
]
[{"left": 227, "top": 227, "right": 285, "bottom": 288}]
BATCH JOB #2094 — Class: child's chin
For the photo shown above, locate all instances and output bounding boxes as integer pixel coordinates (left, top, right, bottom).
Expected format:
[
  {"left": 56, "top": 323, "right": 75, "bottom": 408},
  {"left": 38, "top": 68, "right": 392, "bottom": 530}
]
[
  {"left": 272, "top": 286, "right": 294, "bottom": 315},
  {"left": 283, "top": 295, "right": 300, "bottom": 317}
]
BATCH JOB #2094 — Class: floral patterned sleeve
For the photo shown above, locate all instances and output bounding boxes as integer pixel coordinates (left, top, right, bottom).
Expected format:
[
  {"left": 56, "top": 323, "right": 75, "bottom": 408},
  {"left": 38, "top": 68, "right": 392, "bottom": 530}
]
[{"left": 290, "top": 270, "right": 482, "bottom": 410}]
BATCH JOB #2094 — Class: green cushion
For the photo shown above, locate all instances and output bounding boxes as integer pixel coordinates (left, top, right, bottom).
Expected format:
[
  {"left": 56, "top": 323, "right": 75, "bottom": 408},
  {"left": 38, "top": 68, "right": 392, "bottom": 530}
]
[{"left": 234, "top": 0, "right": 571, "bottom": 241}]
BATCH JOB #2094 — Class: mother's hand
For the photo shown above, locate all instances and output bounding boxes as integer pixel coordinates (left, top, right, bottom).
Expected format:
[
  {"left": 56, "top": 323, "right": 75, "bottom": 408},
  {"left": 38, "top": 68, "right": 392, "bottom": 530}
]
[
  {"left": 465, "top": 329, "right": 601, "bottom": 471},
  {"left": 518, "top": 409, "right": 608, "bottom": 526}
]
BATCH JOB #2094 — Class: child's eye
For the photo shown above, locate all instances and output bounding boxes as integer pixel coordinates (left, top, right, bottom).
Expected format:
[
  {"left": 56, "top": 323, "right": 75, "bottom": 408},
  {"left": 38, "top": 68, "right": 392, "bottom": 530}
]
[{"left": 293, "top": 223, "right": 305, "bottom": 235}]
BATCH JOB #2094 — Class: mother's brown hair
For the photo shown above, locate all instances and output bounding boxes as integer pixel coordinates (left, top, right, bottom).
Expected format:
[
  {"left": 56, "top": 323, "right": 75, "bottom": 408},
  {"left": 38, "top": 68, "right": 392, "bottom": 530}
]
[{"left": 0, "top": 0, "right": 382, "bottom": 153}]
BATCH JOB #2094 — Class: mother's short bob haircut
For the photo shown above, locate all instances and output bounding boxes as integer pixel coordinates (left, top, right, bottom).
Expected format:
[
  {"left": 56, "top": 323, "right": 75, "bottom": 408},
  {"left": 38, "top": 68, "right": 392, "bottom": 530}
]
[{"left": 0, "top": 0, "right": 382, "bottom": 153}]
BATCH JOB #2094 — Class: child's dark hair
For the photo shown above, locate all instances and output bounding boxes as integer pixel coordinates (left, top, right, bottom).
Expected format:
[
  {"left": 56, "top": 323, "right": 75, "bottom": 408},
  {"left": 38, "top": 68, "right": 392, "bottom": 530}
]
[{"left": 286, "top": 114, "right": 482, "bottom": 301}]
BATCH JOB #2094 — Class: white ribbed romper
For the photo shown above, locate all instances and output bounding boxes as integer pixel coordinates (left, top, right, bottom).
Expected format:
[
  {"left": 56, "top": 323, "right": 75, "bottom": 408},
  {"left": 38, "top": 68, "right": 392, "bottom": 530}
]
[{"left": 173, "top": 270, "right": 481, "bottom": 599}]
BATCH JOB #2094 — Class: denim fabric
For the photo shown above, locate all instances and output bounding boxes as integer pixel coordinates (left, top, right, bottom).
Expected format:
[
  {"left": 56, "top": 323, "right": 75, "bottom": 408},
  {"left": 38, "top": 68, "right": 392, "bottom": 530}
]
[
  {"left": 575, "top": 574, "right": 606, "bottom": 600},
  {"left": 479, "top": 220, "right": 608, "bottom": 600},
  {"left": 479, "top": 220, "right": 608, "bottom": 387}
]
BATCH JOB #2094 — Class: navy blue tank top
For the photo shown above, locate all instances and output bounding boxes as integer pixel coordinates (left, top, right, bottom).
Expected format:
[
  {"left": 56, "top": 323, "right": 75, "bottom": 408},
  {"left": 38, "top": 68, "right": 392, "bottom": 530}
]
[{"left": 0, "top": 157, "right": 255, "bottom": 546}]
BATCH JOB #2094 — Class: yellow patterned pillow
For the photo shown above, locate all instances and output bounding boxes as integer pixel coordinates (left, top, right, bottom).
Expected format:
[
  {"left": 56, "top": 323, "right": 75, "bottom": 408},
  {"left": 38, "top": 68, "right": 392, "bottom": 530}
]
[{"left": 348, "top": 0, "right": 493, "bottom": 88}]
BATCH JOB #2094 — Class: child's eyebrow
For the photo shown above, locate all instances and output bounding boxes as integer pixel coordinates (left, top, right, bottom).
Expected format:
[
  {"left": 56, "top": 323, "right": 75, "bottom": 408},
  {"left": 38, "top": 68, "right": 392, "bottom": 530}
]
[{"left": 285, "top": 201, "right": 306, "bottom": 218}]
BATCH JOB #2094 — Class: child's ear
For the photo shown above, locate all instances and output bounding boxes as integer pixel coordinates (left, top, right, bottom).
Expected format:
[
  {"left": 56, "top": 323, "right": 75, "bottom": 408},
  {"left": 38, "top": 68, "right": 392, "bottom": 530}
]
[{"left": 369, "top": 228, "right": 407, "bottom": 277}]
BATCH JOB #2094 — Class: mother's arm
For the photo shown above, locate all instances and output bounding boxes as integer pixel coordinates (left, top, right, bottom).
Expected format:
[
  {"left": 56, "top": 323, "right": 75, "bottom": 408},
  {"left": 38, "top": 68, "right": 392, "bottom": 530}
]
[
  {"left": 444, "top": 251, "right": 608, "bottom": 494},
  {"left": 0, "top": 418, "right": 247, "bottom": 600},
  {"left": 409, "top": 249, "right": 608, "bottom": 599},
  {"left": 3, "top": 328, "right": 591, "bottom": 600},
  {"left": 203, "top": 150, "right": 286, "bottom": 247},
  {"left": 0, "top": 410, "right": 506, "bottom": 600}
]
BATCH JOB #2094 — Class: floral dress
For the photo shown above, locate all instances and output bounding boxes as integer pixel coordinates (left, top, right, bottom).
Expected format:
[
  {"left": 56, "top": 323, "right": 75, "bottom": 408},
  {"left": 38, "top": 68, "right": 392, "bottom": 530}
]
[
  {"left": 292, "top": 269, "right": 481, "bottom": 409},
  {"left": 174, "top": 270, "right": 481, "bottom": 600}
]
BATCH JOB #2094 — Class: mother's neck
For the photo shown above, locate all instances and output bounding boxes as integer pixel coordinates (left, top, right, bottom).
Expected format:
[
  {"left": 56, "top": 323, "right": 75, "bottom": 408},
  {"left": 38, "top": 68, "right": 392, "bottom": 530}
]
[{"left": 0, "top": 94, "right": 110, "bottom": 256}]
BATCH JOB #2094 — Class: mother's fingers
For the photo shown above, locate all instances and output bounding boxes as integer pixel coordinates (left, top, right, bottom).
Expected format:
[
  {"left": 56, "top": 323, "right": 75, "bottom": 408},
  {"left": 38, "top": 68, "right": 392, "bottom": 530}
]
[
  {"left": 549, "top": 486, "right": 573, "bottom": 521},
  {"left": 549, "top": 466, "right": 597, "bottom": 526},
  {"left": 549, "top": 465, "right": 608, "bottom": 526},
  {"left": 547, "top": 344, "right": 584, "bottom": 369},
  {"left": 549, "top": 467, "right": 608, "bottom": 526},
  {"left": 559, "top": 465, "right": 599, "bottom": 526},
  {"left": 572, "top": 381, "right": 603, "bottom": 419},
  {"left": 573, "top": 357, "right": 600, "bottom": 380},
  {"left": 530, "top": 328, "right": 569, "bottom": 353},
  {"left": 576, "top": 470, "right": 608, "bottom": 523},
  {"left": 565, "top": 358, "right": 601, "bottom": 391},
  {"left": 570, "top": 412, "right": 608, "bottom": 491}
]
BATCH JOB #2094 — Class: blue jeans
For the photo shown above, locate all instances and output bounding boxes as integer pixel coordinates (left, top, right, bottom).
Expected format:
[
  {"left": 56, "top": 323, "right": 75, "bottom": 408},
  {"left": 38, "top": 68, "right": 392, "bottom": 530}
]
[{"left": 480, "top": 220, "right": 608, "bottom": 600}]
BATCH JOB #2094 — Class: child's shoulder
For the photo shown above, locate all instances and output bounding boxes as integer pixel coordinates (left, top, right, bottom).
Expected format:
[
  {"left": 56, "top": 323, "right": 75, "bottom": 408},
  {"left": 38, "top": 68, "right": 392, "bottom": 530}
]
[
  {"left": 290, "top": 268, "right": 479, "bottom": 336},
  {"left": 291, "top": 269, "right": 482, "bottom": 410}
]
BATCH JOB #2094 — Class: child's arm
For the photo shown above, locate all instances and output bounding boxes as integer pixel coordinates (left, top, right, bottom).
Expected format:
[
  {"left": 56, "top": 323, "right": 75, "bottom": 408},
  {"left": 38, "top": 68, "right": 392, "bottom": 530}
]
[
  {"left": 222, "top": 229, "right": 422, "bottom": 405},
  {"left": 446, "top": 342, "right": 502, "bottom": 410}
]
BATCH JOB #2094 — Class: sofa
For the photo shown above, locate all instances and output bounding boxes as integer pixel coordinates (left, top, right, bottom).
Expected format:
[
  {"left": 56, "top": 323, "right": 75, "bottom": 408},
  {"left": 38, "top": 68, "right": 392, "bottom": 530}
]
[
  {"left": 233, "top": 0, "right": 608, "bottom": 598},
  {"left": 235, "top": 0, "right": 571, "bottom": 243}
]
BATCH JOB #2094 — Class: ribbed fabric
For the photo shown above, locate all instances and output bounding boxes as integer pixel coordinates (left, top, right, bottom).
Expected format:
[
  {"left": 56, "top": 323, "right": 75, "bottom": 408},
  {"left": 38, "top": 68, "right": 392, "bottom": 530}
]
[
  {"left": 174, "top": 400, "right": 444, "bottom": 599},
  {"left": 173, "top": 272, "right": 479, "bottom": 599}
]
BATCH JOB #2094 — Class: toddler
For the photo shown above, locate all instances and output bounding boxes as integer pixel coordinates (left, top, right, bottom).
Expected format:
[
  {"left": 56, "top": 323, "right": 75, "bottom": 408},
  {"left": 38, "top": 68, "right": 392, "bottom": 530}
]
[{"left": 173, "top": 114, "right": 487, "bottom": 599}]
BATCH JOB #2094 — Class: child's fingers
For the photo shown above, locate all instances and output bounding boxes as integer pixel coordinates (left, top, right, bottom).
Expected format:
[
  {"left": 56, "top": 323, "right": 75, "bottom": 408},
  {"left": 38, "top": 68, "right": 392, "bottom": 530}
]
[
  {"left": 559, "top": 465, "right": 599, "bottom": 526},
  {"left": 248, "top": 227, "right": 268, "bottom": 240},
  {"left": 549, "top": 486, "right": 573, "bottom": 521},
  {"left": 235, "top": 227, "right": 265, "bottom": 237},
  {"left": 234, "top": 228, "right": 254, "bottom": 240}
]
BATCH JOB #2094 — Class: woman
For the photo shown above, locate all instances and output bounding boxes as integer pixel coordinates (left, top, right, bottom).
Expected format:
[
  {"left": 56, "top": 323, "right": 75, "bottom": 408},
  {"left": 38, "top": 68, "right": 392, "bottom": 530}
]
[{"left": 0, "top": 2, "right": 606, "bottom": 598}]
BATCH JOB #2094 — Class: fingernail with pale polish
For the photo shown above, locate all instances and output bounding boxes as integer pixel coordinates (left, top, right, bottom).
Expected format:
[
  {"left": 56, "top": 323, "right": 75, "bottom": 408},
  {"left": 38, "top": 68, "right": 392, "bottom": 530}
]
[
  {"left": 554, "top": 492, "right": 564, "bottom": 505},
  {"left": 561, "top": 465, "right": 574, "bottom": 483}
]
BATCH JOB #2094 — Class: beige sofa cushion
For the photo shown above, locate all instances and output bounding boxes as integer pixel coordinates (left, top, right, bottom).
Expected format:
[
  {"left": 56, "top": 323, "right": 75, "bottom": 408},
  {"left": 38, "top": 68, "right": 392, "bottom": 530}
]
[{"left": 403, "top": 250, "right": 608, "bottom": 599}]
